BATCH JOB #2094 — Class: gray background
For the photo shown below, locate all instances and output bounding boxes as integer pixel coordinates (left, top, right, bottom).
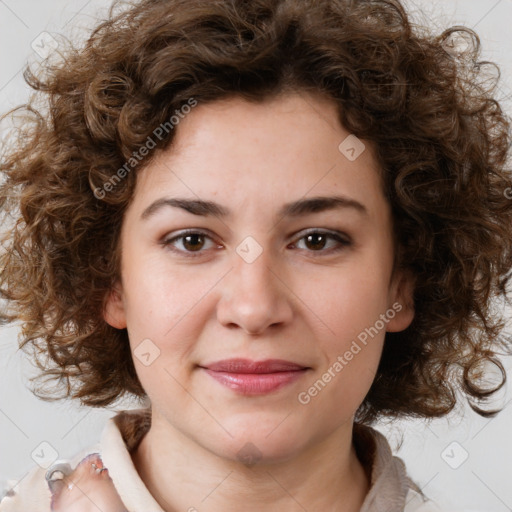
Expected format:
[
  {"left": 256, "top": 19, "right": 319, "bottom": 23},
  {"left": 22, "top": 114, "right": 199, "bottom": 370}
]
[{"left": 1, "top": 1, "right": 512, "bottom": 510}]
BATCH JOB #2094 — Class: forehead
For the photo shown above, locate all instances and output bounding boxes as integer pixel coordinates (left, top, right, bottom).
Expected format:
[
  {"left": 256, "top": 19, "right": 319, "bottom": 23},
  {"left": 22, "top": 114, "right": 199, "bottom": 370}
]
[{"left": 127, "top": 92, "right": 388, "bottom": 223}]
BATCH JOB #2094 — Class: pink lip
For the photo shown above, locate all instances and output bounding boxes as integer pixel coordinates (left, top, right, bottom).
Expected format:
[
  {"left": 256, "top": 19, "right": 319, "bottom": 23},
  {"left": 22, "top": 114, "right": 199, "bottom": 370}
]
[{"left": 200, "top": 359, "right": 309, "bottom": 395}]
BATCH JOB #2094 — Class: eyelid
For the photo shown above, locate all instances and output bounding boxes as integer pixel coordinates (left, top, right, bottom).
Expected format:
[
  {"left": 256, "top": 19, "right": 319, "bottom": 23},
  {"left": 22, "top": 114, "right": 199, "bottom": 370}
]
[
  {"left": 294, "top": 228, "right": 351, "bottom": 243},
  {"left": 161, "top": 229, "right": 221, "bottom": 255},
  {"left": 161, "top": 227, "right": 352, "bottom": 258},
  {"left": 291, "top": 229, "right": 352, "bottom": 254}
]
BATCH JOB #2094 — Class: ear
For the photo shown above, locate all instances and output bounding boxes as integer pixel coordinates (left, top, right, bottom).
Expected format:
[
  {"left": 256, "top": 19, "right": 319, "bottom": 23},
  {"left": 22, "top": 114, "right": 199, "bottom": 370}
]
[
  {"left": 386, "top": 268, "right": 415, "bottom": 333},
  {"left": 103, "top": 280, "right": 127, "bottom": 329}
]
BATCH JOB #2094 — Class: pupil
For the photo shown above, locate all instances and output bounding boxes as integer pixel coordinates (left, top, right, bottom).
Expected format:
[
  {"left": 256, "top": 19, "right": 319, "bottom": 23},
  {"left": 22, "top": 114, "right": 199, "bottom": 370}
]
[
  {"left": 184, "top": 234, "right": 203, "bottom": 251},
  {"left": 306, "top": 233, "right": 325, "bottom": 250}
]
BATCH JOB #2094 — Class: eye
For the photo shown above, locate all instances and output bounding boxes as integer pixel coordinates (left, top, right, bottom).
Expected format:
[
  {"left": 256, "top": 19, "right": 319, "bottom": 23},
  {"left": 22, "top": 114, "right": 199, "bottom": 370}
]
[
  {"left": 161, "top": 229, "right": 352, "bottom": 258},
  {"left": 162, "top": 230, "right": 219, "bottom": 257},
  {"left": 292, "top": 230, "right": 352, "bottom": 254}
]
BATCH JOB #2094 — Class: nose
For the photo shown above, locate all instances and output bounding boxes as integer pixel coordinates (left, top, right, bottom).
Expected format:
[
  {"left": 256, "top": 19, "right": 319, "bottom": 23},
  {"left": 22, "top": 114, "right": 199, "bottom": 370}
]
[{"left": 216, "top": 247, "right": 294, "bottom": 335}]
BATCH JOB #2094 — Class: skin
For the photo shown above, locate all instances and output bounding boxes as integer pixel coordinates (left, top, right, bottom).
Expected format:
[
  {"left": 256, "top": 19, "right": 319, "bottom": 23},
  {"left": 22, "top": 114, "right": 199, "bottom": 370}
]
[{"left": 104, "top": 91, "right": 415, "bottom": 512}]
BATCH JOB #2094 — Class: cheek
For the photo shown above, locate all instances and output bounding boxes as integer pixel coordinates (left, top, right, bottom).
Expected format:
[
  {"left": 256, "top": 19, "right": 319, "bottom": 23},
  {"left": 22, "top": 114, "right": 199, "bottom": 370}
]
[
  {"left": 305, "top": 261, "right": 392, "bottom": 343},
  {"left": 299, "top": 258, "right": 390, "bottom": 400},
  {"left": 122, "top": 268, "right": 213, "bottom": 382},
  {"left": 121, "top": 252, "right": 203, "bottom": 339},
  {"left": 300, "top": 293, "right": 386, "bottom": 418}
]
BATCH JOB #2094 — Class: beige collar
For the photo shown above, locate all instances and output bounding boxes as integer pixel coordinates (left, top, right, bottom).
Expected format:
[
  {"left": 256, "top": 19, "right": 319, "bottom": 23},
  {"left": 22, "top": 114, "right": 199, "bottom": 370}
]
[{"left": 100, "top": 409, "right": 425, "bottom": 512}]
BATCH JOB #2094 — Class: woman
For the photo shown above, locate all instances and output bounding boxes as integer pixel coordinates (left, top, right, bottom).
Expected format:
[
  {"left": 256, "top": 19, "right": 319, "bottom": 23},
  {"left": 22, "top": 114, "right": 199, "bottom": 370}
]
[{"left": 1, "top": 0, "right": 511, "bottom": 510}]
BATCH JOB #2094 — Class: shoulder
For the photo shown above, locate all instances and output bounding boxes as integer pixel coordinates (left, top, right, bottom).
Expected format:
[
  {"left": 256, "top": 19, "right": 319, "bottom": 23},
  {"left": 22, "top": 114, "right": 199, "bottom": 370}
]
[
  {"left": 0, "top": 464, "right": 51, "bottom": 511},
  {"left": 0, "top": 443, "right": 102, "bottom": 511},
  {"left": 0, "top": 447, "right": 130, "bottom": 512},
  {"left": 354, "top": 423, "right": 448, "bottom": 512},
  {"left": 0, "top": 409, "right": 152, "bottom": 512},
  {"left": 405, "top": 487, "right": 445, "bottom": 511}
]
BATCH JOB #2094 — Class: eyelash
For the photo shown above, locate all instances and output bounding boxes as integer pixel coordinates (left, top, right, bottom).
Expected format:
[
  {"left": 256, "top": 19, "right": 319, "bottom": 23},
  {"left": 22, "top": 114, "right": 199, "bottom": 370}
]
[{"left": 161, "top": 229, "right": 352, "bottom": 258}]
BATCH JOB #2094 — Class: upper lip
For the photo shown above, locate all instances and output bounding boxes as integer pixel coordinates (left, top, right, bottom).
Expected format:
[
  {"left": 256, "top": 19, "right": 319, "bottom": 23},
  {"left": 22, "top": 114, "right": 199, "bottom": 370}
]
[{"left": 202, "top": 358, "right": 308, "bottom": 374}]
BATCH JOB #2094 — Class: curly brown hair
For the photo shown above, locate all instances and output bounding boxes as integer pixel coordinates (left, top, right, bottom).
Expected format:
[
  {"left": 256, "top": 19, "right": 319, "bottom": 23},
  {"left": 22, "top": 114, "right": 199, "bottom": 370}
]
[{"left": 1, "top": 0, "right": 511, "bottom": 424}]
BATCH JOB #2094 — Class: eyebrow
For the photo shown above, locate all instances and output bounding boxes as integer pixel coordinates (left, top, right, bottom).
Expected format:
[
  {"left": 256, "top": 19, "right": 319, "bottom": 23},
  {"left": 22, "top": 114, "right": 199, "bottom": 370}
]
[{"left": 140, "top": 195, "right": 368, "bottom": 221}]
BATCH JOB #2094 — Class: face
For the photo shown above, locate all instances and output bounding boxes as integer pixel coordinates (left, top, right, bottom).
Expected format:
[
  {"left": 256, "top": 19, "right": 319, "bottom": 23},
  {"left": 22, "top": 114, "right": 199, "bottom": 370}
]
[{"left": 104, "top": 92, "right": 414, "bottom": 463}]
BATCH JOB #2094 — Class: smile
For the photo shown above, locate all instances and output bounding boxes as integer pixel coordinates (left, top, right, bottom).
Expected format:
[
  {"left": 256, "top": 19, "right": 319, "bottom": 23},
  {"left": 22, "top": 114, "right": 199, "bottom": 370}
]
[{"left": 200, "top": 359, "right": 310, "bottom": 395}]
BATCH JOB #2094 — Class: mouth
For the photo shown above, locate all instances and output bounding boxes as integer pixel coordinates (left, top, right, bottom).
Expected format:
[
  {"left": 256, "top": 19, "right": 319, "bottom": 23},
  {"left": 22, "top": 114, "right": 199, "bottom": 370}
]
[{"left": 199, "top": 358, "right": 310, "bottom": 395}]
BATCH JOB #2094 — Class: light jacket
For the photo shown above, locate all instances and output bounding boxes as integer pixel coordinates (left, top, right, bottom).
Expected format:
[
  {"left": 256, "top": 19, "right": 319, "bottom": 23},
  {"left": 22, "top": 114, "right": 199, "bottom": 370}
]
[{"left": 0, "top": 408, "right": 441, "bottom": 511}]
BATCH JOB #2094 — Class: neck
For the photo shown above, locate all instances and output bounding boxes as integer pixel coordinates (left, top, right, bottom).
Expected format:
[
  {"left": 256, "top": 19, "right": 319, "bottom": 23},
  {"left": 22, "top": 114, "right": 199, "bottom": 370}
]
[{"left": 131, "top": 409, "right": 370, "bottom": 512}]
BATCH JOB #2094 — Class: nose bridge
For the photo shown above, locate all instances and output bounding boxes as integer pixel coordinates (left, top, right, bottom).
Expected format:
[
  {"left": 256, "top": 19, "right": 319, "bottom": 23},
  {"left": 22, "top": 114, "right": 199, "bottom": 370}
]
[{"left": 216, "top": 239, "right": 293, "bottom": 334}]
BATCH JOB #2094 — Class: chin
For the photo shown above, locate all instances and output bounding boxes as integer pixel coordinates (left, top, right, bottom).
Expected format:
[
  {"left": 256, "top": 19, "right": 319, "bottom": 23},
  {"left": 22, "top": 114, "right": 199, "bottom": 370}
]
[{"left": 205, "top": 417, "right": 311, "bottom": 466}]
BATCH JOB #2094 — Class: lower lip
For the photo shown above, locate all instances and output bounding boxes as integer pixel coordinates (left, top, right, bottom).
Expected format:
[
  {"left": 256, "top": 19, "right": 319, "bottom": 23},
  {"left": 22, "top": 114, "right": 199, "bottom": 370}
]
[{"left": 203, "top": 369, "right": 307, "bottom": 395}]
